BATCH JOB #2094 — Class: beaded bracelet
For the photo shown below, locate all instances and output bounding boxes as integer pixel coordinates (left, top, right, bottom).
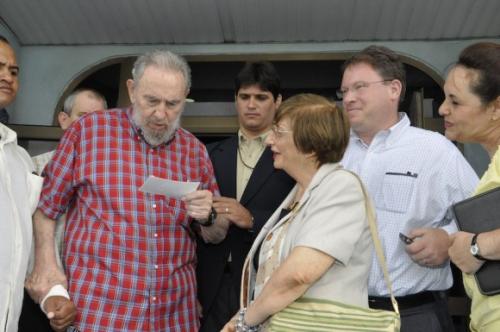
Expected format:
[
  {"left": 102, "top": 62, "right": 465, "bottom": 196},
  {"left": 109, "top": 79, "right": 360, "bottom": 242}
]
[{"left": 235, "top": 307, "right": 261, "bottom": 332}]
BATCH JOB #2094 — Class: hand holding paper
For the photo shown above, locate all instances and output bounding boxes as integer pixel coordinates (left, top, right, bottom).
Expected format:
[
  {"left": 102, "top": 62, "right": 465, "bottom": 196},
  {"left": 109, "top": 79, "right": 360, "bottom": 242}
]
[
  {"left": 183, "top": 190, "right": 213, "bottom": 221},
  {"left": 139, "top": 175, "right": 213, "bottom": 222}
]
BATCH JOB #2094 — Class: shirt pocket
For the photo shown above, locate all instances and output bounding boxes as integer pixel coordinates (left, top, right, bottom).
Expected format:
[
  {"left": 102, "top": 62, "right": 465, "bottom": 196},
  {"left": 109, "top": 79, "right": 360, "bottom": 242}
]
[
  {"left": 376, "top": 172, "right": 417, "bottom": 213},
  {"left": 161, "top": 198, "right": 187, "bottom": 226}
]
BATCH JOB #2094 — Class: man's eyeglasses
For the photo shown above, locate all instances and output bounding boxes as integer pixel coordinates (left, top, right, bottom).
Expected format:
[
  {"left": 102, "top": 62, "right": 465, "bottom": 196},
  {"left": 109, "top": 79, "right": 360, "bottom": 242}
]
[
  {"left": 271, "top": 125, "right": 292, "bottom": 138},
  {"left": 336, "top": 80, "right": 392, "bottom": 100}
]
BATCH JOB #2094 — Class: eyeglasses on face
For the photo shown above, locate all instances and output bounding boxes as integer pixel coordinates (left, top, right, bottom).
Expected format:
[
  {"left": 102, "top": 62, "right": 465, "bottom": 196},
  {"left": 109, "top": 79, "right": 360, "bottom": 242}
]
[
  {"left": 336, "top": 80, "right": 392, "bottom": 100},
  {"left": 271, "top": 124, "right": 292, "bottom": 138}
]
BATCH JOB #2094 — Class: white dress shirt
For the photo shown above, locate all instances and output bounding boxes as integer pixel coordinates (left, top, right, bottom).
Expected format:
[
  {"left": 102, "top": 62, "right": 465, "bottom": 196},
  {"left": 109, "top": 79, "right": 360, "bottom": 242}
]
[
  {"left": 341, "top": 113, "right": 479, "bottom": 297},
  {"left": 32, "top": 150, "right": 55, "bottom": 176},
  {"left": 236, "top": 130, "right": 267, "bottom": 201},
  {"left": 0, "top": 123, "right": 42, "bottom": 332}
]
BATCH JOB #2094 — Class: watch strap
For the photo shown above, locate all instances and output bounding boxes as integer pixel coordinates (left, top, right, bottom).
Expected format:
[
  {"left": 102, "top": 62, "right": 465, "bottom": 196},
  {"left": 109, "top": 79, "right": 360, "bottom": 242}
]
[
  {"left": 471, "top": 233, "right": 487, "bottom": 261},
  {"left": 196, "top": 207, "right": 217, "bottom": 227}
]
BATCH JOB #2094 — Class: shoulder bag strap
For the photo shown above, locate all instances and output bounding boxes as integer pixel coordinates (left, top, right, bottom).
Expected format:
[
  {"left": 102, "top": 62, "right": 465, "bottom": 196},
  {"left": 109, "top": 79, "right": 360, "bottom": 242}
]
[{"left": 346, "top": 170, "right": 400, "bottom": 314}]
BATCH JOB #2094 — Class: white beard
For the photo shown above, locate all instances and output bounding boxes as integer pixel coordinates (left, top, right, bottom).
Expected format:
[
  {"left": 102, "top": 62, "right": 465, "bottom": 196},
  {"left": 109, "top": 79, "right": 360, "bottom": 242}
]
[{"left": 132, "top": 107, "right": 181, "bottom": 146}]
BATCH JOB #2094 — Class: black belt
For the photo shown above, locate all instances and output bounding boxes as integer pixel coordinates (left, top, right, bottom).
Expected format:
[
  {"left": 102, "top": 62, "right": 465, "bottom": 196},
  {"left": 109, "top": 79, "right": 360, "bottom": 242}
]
[{"left": 369, "top": 291, "right": 437, "bottom": 311}]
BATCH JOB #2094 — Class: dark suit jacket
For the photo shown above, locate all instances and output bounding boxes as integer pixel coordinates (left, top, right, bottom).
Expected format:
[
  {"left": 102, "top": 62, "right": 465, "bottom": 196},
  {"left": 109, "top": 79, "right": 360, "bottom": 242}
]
[{"left": 196, "top": 135, "right": 295, "bottom": 315}]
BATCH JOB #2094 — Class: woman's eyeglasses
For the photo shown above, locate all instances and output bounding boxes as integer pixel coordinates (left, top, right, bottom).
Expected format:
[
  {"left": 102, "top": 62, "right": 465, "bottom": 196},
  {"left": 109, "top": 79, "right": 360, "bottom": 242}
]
[{"left": 271, "top": 125, "right": 292, "bottom": 138}]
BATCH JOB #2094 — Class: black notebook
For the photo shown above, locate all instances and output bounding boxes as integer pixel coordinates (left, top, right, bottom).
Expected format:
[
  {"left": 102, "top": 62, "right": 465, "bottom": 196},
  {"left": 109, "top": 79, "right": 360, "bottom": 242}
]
[{"left": 452, "top": 186, "right": 500, "bottom": 295}]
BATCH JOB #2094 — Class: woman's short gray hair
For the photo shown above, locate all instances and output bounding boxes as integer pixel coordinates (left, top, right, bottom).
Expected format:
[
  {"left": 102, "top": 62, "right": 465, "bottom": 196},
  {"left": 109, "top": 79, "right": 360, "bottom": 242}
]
[{"left": 131, "top": 50, "right": 191, "bottom": 92}]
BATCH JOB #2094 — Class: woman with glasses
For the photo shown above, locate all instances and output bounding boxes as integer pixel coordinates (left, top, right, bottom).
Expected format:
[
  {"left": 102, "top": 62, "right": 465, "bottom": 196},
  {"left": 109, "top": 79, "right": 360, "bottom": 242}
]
[
  {"left": 441, "top": 42, "right": 500, "bottom": 332},
  {"left": 222, "top": 94, "right": 373, "bottom": 331}
]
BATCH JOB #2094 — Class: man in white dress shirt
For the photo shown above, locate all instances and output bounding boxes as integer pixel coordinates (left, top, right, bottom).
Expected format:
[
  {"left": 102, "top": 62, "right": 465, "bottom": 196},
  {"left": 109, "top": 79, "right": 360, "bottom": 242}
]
[
  {"left": 0, "top": 34, "right": 75, "bottom": 332},
  {"left": 339, "top": 45, "right": 478, "bottom": 332},
  {"left": 19, "top": 88, "right": 106, "bottom": 332}
]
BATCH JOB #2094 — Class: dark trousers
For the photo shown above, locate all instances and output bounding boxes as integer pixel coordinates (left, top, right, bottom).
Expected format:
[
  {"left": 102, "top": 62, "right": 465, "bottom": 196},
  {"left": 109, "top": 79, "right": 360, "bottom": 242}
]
[
  {"left": 199, "top": 271, "right": 239, "bottom": 332},
  {"left": 369, "top": 291, "right": 455, "bottom": 332},
  {"left": 18, "top": 288, "right": 53, "bottom": 332}
]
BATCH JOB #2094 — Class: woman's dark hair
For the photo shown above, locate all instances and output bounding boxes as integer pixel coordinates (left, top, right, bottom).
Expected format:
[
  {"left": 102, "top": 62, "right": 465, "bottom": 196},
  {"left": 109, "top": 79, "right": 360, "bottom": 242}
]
[{"left": 457, "top": 42, "right": 500, "bottom": 105}]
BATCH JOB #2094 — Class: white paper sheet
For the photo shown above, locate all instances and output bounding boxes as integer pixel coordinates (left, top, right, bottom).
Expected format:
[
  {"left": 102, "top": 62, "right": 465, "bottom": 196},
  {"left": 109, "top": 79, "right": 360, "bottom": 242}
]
[{"left": 139, "top": 176, "right": 200, "bottom": 199}]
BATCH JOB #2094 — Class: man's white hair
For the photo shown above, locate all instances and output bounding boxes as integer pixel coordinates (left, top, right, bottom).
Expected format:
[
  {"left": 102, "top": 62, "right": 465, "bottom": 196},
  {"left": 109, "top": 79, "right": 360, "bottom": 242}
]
[{"left": 131, "top": 50, "right": 191, "bottom": 92}]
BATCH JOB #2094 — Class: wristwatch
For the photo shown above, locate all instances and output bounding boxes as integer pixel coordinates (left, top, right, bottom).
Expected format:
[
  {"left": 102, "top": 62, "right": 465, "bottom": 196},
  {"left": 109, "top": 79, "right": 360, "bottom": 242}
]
[
  {"left": 196, "top": 207, "right": 217, "bottom": 227},
  {"left": 470, "top": 234, "right": 486, "bottom": 261}
]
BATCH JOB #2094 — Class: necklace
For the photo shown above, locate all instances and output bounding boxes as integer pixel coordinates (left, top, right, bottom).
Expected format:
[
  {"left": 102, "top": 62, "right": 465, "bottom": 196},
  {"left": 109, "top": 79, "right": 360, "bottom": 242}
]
[
  {"left": 288, "top": 188, "right": 304, "bottom": 211},
  {"left": 237, "top": 146, "right": 257, "bottom": 170},
  {"left": 287, "top": 200, "right": 299, "bottom": 211}
]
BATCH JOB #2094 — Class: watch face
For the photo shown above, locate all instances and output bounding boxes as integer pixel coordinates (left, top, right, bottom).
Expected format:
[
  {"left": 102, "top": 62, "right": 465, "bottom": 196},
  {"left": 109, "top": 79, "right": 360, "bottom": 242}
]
[{"left": 471, "top": 244, "right": 479, "bottom": 256}]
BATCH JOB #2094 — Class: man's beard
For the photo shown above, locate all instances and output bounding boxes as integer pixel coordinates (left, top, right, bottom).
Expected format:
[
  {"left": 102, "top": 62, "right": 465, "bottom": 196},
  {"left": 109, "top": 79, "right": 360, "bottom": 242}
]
[{"left": 132, "top": 107, "right": 181, "bottom": 146}]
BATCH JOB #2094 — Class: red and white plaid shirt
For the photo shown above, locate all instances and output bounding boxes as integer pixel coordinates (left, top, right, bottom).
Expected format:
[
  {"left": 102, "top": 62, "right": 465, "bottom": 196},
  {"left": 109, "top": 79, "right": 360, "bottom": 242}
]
[{"left": 38, "top": 108, "right": 218, "bottom": 331}]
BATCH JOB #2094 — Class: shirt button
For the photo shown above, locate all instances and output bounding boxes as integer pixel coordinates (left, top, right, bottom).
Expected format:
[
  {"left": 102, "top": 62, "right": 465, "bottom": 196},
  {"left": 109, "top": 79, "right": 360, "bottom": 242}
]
[
  {"left": 152, "top": 203, "right": 157, "bottom": 209},
  {"left": 154, "top": 264, "right": 159, "bottom": 269},
  {"left": 154, "top": 233, "right": 158, "bottom": 238},
  {"left": 152, "top": 296, "right": 157, "bottom": 301}
]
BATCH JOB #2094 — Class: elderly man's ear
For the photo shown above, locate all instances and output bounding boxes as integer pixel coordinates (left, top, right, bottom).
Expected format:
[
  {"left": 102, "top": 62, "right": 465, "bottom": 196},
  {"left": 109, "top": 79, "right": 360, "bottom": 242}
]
[{"left": 57, "top": 112, "right": 71, "bottom": 130}]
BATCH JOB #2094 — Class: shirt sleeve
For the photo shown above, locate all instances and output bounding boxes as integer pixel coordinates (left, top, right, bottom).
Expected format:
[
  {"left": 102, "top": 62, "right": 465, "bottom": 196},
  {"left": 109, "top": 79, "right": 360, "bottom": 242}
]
[
  {"left": 37, "top": 126, "right": 80, "bottom": 220},
  {"left": 435, "top": 143, "right": 479, "bottom": 233},
  {"left": 198, "top": 143, "right": 220, "bottom": 196},
  {"left": 293, "top": 171, "right": 368, "bottom": 265},
  {"left": 195, "top": 142, "right": 227, "bottom": 243}
]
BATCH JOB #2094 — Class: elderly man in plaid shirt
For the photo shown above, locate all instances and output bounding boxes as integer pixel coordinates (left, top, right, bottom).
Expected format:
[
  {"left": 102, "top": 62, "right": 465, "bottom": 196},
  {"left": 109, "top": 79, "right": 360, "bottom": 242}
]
[{"left": 26, "top": 50, "right": 228, "bottom": 331}]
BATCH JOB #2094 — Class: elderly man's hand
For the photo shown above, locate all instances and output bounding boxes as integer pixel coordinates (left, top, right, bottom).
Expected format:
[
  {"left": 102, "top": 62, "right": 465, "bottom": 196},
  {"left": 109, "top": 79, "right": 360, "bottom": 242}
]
[
  {"left": 405, "top": 228, "right": 451, "bottom": 267},
  {"left": 213, "top": 196, "right": 253, "bottom": 229},
  {"left": 183, "top": 190, "right": 213, "bottom": 221},
  {"left": 43, "top": 296, "right": 77, "bottom": 332},
  {"left": 25, "top": 267, "right": 67, "bottom": 303},
  {"left": 449, "top": 231, "right": 485, "bottom": 274}
]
